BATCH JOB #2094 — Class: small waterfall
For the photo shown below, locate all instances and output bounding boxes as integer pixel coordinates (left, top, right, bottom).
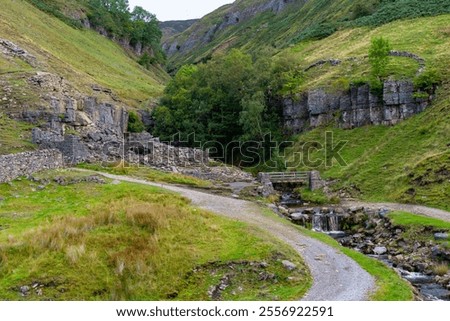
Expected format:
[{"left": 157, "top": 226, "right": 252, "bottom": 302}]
[
  {"left": 313, "top": 212, "right": 341, "bottom": 232},
  {"left": 312, "top": 214, "right": 326, "bottom": 231},
  {"left": 327, "top": 212, "right": 340, "bottom": 231}
]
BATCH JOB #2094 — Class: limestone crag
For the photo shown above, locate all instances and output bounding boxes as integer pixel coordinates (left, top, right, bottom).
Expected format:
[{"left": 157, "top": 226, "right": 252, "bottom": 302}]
[{"left": 284, "top": 80, "right": 433, "bottom": 134}]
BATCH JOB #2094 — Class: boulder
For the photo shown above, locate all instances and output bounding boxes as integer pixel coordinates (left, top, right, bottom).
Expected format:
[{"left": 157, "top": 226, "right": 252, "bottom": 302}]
[
  {"left": 373, "top": 246, "right": 388, "bottom": 255},
  {"left": 434, "top": 233, "right": 449, "bottom": 241},
  {"left": 281, "top": 260, "right": 297, "bottom": 271}
]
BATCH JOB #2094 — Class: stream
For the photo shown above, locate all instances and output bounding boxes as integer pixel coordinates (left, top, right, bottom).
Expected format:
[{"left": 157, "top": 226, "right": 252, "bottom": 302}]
[{"left": 279, "top": 194, "right": 450, "bottom": 301}]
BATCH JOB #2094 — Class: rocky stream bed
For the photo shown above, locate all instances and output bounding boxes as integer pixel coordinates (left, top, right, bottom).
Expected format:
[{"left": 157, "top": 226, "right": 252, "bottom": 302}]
[{"left": 276, "top": 194, "right": 450, "bottom": 301}]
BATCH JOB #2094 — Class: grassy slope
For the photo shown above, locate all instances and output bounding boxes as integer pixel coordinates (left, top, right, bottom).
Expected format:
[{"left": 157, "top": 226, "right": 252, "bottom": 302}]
[
  {"left": 0, "top": 170, "right": 311, "bottom": 300},
  {"left": 283, "top": 15, "right": 450, "bottom": 211},
  {"left": 0, "top": 115, "right": 36, "bottom": 154},
  {"left": 166, "top": 0, "right": 450, "bottom": 69},
  {"left": 166, "top": 0, "right": 358, "bottom": 67},
  {"left": 388, "top": 211, "right": 450, "bottom": 230},
  {"left": 0, "top": 0, "right": 167, "bottom": 107}
]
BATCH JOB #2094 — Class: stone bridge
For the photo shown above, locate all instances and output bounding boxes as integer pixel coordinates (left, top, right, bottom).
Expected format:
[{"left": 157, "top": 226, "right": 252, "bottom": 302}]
[{"left": 257, "top": 171, "right": 323, "bottom": 196}]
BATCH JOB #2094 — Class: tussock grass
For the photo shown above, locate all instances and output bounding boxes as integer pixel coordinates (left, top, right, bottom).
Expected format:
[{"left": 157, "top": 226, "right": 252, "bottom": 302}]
[
  {"left": 433, "top": 263, "right": 449, "bottom": 276},
  {"left": 125, "top": 203, "right": 174, "bottom": 233},
  {"left": 66, "top": 245, "right": 86, "bottom": 265}
]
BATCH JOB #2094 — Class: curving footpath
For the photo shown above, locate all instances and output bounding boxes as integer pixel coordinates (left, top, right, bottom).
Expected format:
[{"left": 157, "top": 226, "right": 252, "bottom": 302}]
[{"left": 80, "top": 170, "right": 376, "bottom": 301}]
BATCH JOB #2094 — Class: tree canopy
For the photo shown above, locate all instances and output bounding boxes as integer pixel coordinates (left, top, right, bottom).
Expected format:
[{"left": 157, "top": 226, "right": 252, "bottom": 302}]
[
  {"left": 153, "top": 50, "right": 289, "bottom": 167},
  {"left": 87, "top": 0, "right": 162, "bottom": 61}
]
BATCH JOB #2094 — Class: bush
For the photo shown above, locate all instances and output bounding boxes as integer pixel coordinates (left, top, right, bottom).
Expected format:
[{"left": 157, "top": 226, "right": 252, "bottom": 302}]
[
  {"left": 138, "top": 53, "right": 157, "bottom": 69},
  {"left": 292, "top": 23, "right": 337, "bottom": 43},
  {"left": 294, "top": 188, "right": 339, "bottom": 205},
  {"left": 352, "top": 2, "right": 379, "bottom": 19},
  {"left": 369, "top": 76, "right": 384, "bottom": 96},
  {"left": 414, "top": 69, "right": 441, "bottom": 92},
  {"left": 433, "top": 263, "right": 449, "bottom": 276},
  {"left": 352, "top": 0, "right": 450, "bottom": 28},
  {"left": 127, "top": 111, "right": 145, "bottom": 133}
]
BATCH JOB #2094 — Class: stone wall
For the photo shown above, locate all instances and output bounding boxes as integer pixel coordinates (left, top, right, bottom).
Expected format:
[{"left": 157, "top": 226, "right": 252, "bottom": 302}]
[
  {"left": 0, "top": 149, "right": 64, "bottom": 183},
  {"left": 284, "top": 80, "right": 433, "bottom": 134}
]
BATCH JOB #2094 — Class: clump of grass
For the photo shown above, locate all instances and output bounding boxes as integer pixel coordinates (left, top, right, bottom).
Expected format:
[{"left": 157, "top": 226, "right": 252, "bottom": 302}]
[
  {"left": 294, "top": 187, "right": 340, "bottom": 205},
  {"left": 29, "top": 216, "right": 96, "bottom": 251},
  {"left": 93, "top": 210, "right": 119, "bottom": 226},
  {"left": 125, "top": 203, "right": 173, "bottom": 232},
  {"left": 66, "top": 244, "right": 86, "bottom": 264},
  {"left": 433, "top": 263, "right": 449, "bottom": 276},
  {"left": 0, "top": 247, "right": 7, "bottom": 266}
]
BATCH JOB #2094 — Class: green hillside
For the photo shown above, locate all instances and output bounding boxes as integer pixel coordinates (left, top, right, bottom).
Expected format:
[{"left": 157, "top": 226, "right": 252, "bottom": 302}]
[
  {"left": 158, "top": 5, "right": 450, "bottom": 211},
  {"left": 280, "top": 14, "right": 450, "bottom": 211},
  {"left": 165, "top": 0, "right": 450, "bottom": 70},
  {"left": 0, "top": 0, "right": 168, "bottom": 108}
]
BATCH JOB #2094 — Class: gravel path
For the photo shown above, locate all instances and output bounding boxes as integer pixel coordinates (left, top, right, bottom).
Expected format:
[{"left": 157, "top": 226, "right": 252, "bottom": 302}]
[
  {"left": 82, "top": 170, "right": 376, "bottom": 301},
  {"left": 342, "top": 201, "right": 450, "bottom": 222}
]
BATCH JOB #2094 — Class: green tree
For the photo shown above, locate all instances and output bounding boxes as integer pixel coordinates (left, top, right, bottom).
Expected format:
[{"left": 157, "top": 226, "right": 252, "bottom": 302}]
[
  {"left": 239, "top": 91, "right": 266, "bottom": 140},
  {"left": 368, "top": 36, "right": 391, "bottom": 80}
]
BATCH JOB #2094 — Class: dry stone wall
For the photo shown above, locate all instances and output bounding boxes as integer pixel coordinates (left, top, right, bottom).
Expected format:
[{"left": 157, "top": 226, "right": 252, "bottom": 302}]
[{"left": 0, "top": 149, "right": 63, "bottom": 183}]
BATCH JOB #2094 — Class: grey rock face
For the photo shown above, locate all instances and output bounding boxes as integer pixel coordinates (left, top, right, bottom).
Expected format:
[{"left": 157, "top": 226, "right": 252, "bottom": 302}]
[{"left": 284, "top": 80, "right": 433, "bottom": 134}]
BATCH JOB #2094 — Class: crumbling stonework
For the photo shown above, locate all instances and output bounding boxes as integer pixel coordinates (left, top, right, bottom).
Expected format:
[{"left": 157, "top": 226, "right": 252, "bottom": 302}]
[{"left": 0, "top": 149, "right": 63, "bottom": 183}]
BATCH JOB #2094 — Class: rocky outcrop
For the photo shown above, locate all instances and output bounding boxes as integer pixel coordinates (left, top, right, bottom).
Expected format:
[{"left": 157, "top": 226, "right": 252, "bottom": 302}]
[
  {"left": 0, "top": 149, "right": 63, "bottom": 183},
  {"left": 160, "top": 19, "right": 199, "bottom": 43},
  {"left": 0, "top": 38, "right": 38, "bottom": 67},
  {"left": 284, "top": 80, "right": 433, "bottom": 134},
  {"left": 2, "top": 61, "right": 211, "bottom": 171}
]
